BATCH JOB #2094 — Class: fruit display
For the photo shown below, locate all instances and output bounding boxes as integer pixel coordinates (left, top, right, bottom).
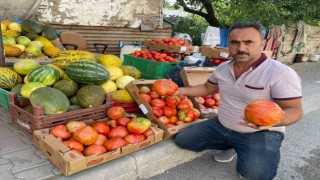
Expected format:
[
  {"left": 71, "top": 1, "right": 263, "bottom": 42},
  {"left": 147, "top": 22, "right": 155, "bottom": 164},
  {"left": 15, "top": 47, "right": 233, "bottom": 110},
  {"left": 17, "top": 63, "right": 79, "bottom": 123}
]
[
  {"left": 151, "top": 38, "right": 190, "bottom": 46},
  {"left": 195, "top": 92, "right": 221, "bottom": 110},
  {"left": 136, "top": 79, "right": 201, "bottom": 127},
  {"left": 244, "top": 100, "right": 284, "bottom": 126},
  {"left": 48, "top": 107, "right": 155, "bottom": 156},
  {"left": 130, "top": 49, "right": 179, "bottom": 62},
  {"left": 1, "top": 19, "right": 60, "bottom": 58}
]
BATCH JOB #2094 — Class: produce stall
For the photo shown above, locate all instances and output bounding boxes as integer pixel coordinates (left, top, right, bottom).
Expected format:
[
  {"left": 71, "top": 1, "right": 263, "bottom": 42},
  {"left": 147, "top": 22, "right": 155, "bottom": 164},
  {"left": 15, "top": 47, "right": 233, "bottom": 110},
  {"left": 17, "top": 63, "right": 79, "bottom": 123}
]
[{"left": 0, "top": 15, "right": 224, "bottom": 176}]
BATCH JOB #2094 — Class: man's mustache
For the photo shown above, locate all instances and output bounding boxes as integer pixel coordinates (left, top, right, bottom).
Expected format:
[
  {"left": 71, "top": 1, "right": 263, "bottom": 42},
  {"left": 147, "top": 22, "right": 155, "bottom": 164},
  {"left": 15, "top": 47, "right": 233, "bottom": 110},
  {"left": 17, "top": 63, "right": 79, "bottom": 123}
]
[{"left": 234, "top": 51, "right": 249, "bottom": 56}]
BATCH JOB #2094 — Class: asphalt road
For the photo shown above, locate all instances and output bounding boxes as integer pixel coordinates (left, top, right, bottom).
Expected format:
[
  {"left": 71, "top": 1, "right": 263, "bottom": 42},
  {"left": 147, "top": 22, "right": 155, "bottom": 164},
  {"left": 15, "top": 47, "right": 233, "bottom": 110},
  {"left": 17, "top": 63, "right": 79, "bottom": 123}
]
[{"left": 147, "top": 62, "right": 320, "bottom": 180}]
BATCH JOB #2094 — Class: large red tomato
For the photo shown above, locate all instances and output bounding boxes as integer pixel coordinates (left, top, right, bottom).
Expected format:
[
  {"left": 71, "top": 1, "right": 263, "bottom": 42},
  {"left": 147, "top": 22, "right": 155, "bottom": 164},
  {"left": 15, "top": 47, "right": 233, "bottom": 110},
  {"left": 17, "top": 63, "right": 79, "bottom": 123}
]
[
  {"left": 93, "top": 134, "right": 108, "bottom": 146},
  {"left": 83, "top": 144, "right": 107, "bottom": 156},
  {"left": 244, "top": 100, "right": 284, "bottom": 126},
  {"left": 63, "top": 138, "right": 84, "bottom": 152},
  {"left": 66, "top": 121, "right": 86, "bottom": 134},
  {"left": 73, "top": 126, "right": 99, "bottom": 146},
  {"left": 107, "top": 106, "right": 125, "bottom": 120},
  {"left": 177, "top": 98, "right": 193, "bottom": 110},
  {"left": 50, "top": 125, "right": 72, "bottom": 140},
  {"left": 165, "top": 95, "right": 181, "bottom": 107},
  {"left": 107, "top": 126, "right": 129, "bottom": 139},
  {"left": 127, "top": 117, "right": 152, "bottom": 134},
  {"left": 153, "top": 79, "right": 178, "bottom": 96},
  {"left": 163, "top": 106, "right": 177, "bottom": 117},
  {"left": 104, "top": 138, "right": 129, "bottom": 151},
  {"left": 91, "top": 121, "right": 110, "bottom": 135},
  {"left": 150, "top": 98, "right": 166, "bottom": 108},
  {"left": 125, "top": 134, "right": 146, "bottom": 144},
  {"left": 152, "top": 106, "right": 163, "bottom": 117}
]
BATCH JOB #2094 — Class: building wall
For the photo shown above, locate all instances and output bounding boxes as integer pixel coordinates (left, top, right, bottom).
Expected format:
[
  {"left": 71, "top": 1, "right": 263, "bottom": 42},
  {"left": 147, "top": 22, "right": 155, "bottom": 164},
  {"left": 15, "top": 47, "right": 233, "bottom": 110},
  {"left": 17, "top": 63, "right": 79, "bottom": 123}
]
[{"left": 36, "top": 0, "right": 163, "bottom": 28}]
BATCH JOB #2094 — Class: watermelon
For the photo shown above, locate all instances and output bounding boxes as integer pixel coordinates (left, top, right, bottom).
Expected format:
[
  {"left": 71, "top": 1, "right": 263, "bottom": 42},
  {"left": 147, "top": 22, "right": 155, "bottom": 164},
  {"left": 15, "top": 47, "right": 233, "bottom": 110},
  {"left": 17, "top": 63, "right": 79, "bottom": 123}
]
[
  {"left": 29, "top": 87, "right": 70, "bottom": 115},
  {"left": 65, "top": 61, "right": 110, "bottom": 85},
  {"left": 28, "top": 65, "right": 60, "bottom": 86}
]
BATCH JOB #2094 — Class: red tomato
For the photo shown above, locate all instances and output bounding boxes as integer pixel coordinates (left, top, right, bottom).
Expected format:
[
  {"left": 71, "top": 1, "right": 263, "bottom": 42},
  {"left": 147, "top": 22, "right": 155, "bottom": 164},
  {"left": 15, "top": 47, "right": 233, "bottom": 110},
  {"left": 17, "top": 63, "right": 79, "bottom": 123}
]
[
  {"left": 165, "top": 95, "right": 181, "bottom": 107},
  {"left": 204, "top": 99, "right": 216, "bottom": 107},
  {"left": 150, "top": 90, "right": 160, "bottom": 99},
  {"left": 195, "top": 97, "right": 205, "bottom": 105},
  {"left": 177, "top": 98, "right": 194, "bottom": 110},
  {"left": 50, "top": 125, "right": 72, "bottom": 140},
  {"left": 83, "top": 145, "right": 107, "bottom": 156},
  {"left": 91, "top": 121, "right": 110, "bottom": 135},
  {"left": 152, "top": 106, "right": 164, "bottom": 117},
  {"left": 116, "top": 117, "right": 131, "bottom": 126},
  {"left": 150, "top": 98, "right": 166, "bottom": 108},
  {"left": 125, "top": 134, "right": 146, "bottom": 144},
  {"left": 158, "top": 116, "right": 170, "bottom": 124},
  {"left": 168, "top": 115, "right": 178, "bottom": 124},
  {"left": 107, "top": 126, "right": 129, "bottom": 139},
  {"left": 140, "top": 93, "right": 152, "bottom": 103},
  {"left": 63, "top": 138, "right": 84, "bottom": 152},
  {"left": 107, "top": 107, "right": 125, "bottom": 120},
  {"left": 153, "top": 79, "right": 178, "bottom": 96},
  {"left": 163, "top": 106, "right": 177, "bottom": 117},
  {"left": 104, "top": 138, "right": 128, "bottom": 151},
  {"left": 143, "top": 128, "right": 154, "bottom": 137}
]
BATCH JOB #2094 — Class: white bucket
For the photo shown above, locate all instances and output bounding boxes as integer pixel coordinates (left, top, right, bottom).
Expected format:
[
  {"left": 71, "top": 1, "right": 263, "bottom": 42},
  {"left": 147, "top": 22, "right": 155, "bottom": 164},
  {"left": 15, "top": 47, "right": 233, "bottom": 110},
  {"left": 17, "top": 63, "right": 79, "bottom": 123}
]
[{"left": 309, "top": 54, "right": 320, "bottom": 62}]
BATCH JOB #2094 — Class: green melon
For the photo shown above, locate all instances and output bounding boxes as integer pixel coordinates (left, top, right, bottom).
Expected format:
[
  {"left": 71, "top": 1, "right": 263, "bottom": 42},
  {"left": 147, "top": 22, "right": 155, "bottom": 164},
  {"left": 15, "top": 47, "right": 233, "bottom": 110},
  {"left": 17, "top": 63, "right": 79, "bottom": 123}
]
[
  {"left": 76, "top": 85, "right": 105, "bottom": 108},
  {"left": 65, "top": 61, "right": 110, "bottom": 85},
  {"left": 29, "top": 87, "right": 70, "bottom": 115},
  {"left": 13, "top": 59, "right": 41, "bottom": 75},
  {"left": 21, "top": 19, "right": 43, "bottom": 34},
  {"left": 28, "top": 65, "right": 60, "bottom": 86},
  {"left": 10, "top": 84, "right": 24, "bottom": 96},
  {"left": 53, "top": 79, "right": 79, "bottom": 97},
  {"left": 69, "top": 96, "right": 79, "bottom": 105},
  {"left": 67, "top": 104, "right": 82, "bottom": 112},
  {"left": 20, "top": 82, "right": 46, "bottom": 98}
]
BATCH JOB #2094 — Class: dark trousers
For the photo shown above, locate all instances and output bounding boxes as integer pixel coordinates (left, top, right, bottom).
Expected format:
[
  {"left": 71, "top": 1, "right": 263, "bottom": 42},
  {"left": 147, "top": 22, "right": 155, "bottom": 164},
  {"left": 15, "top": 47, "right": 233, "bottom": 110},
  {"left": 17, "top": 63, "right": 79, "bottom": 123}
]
[{"left": 174, "top": 117, "right": 284, "bottom": 180}]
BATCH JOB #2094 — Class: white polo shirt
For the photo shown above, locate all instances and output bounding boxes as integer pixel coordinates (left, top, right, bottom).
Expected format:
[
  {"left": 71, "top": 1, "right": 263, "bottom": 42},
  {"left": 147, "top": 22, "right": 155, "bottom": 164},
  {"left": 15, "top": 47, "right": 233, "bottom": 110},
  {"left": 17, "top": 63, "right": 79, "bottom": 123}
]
[{"left": 208, "top": 54, "right": 302, "bottom": 133}]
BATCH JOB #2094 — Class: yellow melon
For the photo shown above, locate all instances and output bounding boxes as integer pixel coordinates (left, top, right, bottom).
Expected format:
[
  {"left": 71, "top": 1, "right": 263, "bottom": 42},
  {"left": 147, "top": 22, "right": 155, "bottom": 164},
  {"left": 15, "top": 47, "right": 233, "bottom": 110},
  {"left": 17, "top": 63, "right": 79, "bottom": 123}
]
[
  {"left": 99, "top": 54, "right": 122, "bottom": 68},
  {"left": 100, "top": 80, "right": 118, "bottom": 94},
  {"left": 107, "top": 66, "right": 123, "bottom": 81}
]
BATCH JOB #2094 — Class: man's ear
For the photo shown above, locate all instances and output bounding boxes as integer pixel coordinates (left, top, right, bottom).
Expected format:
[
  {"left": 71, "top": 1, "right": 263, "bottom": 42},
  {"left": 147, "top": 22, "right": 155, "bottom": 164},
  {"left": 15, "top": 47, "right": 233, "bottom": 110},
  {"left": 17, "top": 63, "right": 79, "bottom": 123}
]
[{"left": 261, "top": 39, "right": 267, "bottom": 49}]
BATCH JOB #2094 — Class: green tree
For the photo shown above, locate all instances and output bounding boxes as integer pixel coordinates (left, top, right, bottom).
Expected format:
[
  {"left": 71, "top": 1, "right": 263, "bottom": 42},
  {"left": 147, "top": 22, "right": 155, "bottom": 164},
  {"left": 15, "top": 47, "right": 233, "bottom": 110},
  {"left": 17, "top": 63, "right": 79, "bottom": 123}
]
[{"left": 170, "top": 0, "right": 320, "bottom": 28}]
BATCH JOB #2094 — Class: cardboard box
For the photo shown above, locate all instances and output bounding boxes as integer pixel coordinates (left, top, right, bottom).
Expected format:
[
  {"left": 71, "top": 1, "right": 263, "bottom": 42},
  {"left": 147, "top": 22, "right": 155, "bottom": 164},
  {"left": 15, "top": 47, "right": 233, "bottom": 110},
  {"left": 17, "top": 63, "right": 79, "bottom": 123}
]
[
  {"left": 33, "top": 120, "right": 163, "bottom": 176},
  {"left": 201, "top": 45, "right": 273, "bottom": 58},
  {"left": 144, "top": 40, "right": 200, "bottom": 53},
  {"left": 200, "top": 45, "right": 232, "bottom": 59},
  {"left": 126, "top": 80, "right": 207, "bottom": 140},
  {"left": 180, "top": 67, "right": 218, "bottom": 117}
]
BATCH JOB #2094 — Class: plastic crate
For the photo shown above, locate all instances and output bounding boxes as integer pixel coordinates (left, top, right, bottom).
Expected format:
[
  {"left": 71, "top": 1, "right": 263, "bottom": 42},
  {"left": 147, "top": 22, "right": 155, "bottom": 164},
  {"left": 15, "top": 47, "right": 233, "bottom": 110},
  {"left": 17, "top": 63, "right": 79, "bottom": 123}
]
[
  {"left": 9, "top": 93, "right": 112, "bottom": 133},
  {"left": 112, "top": 100, "right": 142, "bottom": 114},
  {"left": 165, "top": 60, "right": 202, "bottom": 87},
  {"left": 123, "top": 54, "right": 179, "bottom": 79},
  {"left": 0, "top": 88, "right": 25, "bottom": 111}
]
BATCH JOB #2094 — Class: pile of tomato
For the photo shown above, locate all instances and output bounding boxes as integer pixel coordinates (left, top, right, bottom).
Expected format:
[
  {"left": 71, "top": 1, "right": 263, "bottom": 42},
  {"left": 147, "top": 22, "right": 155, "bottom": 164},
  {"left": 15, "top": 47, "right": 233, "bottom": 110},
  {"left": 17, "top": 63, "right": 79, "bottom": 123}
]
[
  {"left": 139, "top": 79, "right": 201, "bottom": 128},
  {"left": 131, "top": 49, "right": 180, "bottom": 62},
  {"left": 49, "top": 107, "right": 154, "bottom": 157},
  {"left": 151, "top": 38, "right": 190, "bottom": 46},
  {"left": 195, "top": 92, "right": 220, "bottom": 109}
]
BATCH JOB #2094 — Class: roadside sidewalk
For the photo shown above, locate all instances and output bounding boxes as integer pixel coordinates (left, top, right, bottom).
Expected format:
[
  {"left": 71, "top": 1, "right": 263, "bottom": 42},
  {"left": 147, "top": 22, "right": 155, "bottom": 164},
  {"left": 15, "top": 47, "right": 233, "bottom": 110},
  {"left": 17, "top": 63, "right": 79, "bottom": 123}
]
[{"left": 0, "top": 61, "right": 319, "bottom": 180}]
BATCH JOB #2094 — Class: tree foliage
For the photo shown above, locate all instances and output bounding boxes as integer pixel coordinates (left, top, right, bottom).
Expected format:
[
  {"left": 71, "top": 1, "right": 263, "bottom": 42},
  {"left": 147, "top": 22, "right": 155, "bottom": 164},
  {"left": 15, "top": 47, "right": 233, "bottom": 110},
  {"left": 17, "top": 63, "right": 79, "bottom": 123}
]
[{"left": 171, "top": 0, "right": 320, "bottom": 28}]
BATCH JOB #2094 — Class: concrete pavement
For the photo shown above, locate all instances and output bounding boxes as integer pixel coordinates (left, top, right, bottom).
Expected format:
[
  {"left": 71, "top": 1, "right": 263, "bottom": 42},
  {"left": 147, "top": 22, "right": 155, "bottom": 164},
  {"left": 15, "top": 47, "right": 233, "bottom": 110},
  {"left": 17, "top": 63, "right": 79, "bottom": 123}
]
[{"left": 0, "top": 61, "right": 319, "bottom": 180}]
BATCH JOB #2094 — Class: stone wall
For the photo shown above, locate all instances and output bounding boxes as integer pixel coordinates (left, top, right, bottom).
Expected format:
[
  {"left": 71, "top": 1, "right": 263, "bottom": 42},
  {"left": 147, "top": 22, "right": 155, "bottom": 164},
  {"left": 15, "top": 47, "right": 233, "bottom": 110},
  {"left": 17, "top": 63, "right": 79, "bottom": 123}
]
[{"left": 36, "top": 0, "right": 163, "bottom": 28}]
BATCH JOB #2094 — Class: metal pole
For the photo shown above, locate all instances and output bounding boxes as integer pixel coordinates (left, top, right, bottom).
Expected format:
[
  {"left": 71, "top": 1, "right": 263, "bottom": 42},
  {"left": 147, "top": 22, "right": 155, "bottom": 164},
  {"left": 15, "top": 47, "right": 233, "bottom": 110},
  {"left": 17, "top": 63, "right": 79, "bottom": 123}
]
[{"left": 0, "top": 24, "right": 5, "bottom": 67}]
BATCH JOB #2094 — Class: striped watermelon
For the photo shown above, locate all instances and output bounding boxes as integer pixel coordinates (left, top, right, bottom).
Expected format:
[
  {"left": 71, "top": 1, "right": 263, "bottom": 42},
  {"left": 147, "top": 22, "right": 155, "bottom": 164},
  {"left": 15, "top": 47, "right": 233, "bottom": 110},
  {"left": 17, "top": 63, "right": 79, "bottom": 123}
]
[
  {"left": 65, "top": 61, "right": 110, "bottom": 84},
  {"left": 0, "top": 67, "right": 22, "bottom": 89},
  {"left": 28, "top": 65, "right": 60, "bottom": 86}
]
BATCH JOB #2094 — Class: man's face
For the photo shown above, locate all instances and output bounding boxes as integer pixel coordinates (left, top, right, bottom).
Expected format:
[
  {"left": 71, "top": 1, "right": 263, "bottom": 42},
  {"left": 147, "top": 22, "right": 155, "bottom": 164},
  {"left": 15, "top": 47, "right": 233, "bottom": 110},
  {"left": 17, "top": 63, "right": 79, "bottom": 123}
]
[{"left": 228, "top": 27, "right": 266, "bottom": 63}]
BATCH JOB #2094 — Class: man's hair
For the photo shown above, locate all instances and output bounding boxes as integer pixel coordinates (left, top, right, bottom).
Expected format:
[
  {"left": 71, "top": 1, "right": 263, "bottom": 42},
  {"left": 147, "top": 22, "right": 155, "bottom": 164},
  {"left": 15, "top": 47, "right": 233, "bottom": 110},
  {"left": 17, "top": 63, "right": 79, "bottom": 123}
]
[{"left": 229, "top": 22, "right": 266, "bottom": 39}]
